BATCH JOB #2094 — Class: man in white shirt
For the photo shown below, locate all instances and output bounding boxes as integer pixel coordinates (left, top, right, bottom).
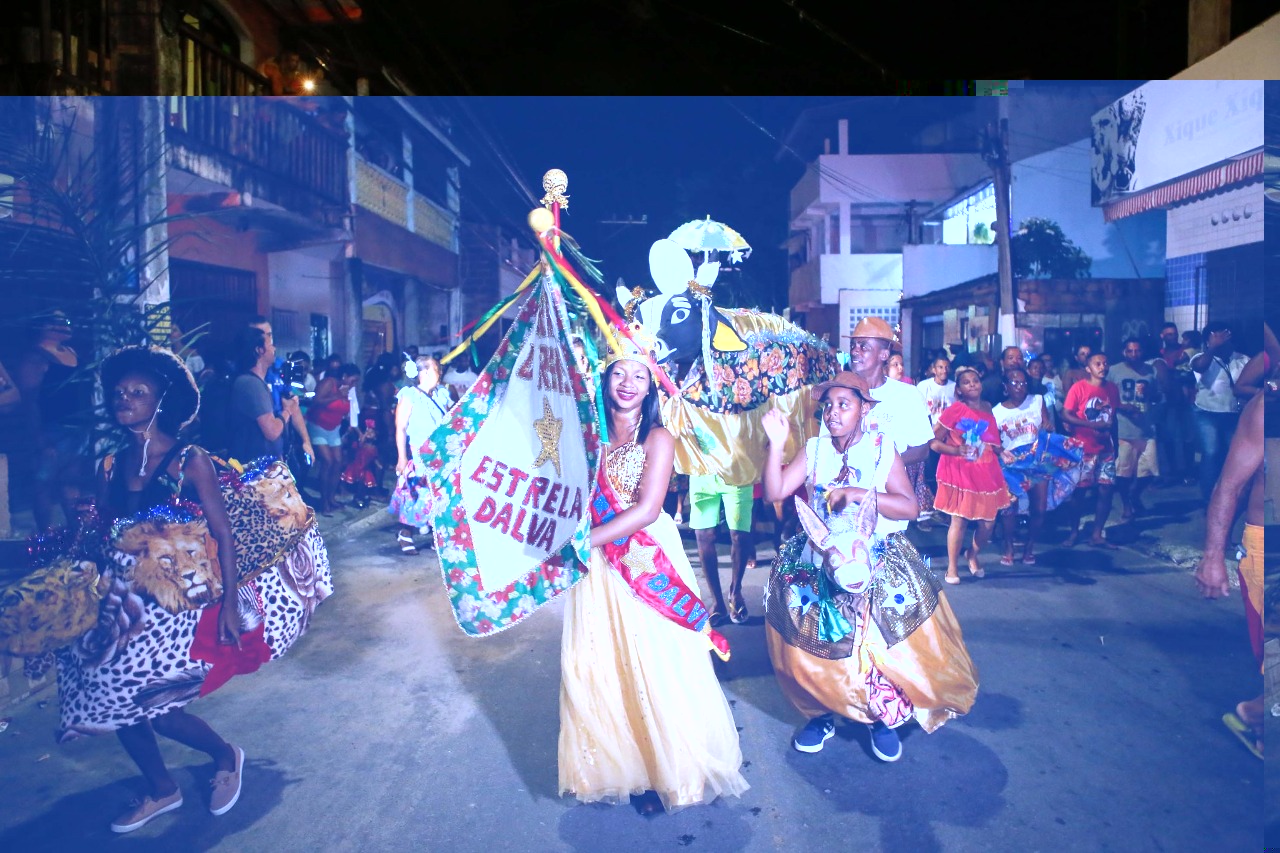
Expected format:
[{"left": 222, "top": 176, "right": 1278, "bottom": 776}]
[
  {"left": 917, "top": 355, "right": 955, "bottom": 426},
  {"left": 848, "top": 317, "right": 935, "bottom": 522},
  {"left": 1190, "top": 321, "right": 1250, "bottom": 501}
]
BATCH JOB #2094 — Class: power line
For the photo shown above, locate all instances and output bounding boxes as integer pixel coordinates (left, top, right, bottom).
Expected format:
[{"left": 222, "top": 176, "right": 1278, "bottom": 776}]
[
  {"left": 776, "top": 0, "right": 894, "bottom": 82},
  {"left": 650, "top": 0, "right": 777, "bottom": 48},
  {"left": 725, "top": 99, "right": 898, "bottom": 205}
]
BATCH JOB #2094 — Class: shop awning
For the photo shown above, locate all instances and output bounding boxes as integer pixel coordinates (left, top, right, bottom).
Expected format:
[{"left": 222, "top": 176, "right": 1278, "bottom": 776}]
[{"left": 1102, "top": 150, "right": 1264, "bottom": 222}]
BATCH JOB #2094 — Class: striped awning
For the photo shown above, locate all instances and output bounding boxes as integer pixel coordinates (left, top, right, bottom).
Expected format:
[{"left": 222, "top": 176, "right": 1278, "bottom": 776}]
[{"left": 1102, "top": 150, "right": 1264, "bottom": 222}]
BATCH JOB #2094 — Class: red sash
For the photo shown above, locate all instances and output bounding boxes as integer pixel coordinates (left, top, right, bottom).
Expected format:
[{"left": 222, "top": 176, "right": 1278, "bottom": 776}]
[{"left": 590, "top": 467, "right": 731, "bottom": 661}]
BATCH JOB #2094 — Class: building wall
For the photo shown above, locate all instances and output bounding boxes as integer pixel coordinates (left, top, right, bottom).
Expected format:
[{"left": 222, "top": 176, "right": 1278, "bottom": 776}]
[
  {"left": 167, "top": 215, "right": 271, "bottom": 314},
  {"left": 266, "top": 248, "right": 342, "bottom": 356},
  {"left": 902, "top": 243, "right": 998, "bottom": 297},
  {"left": 903, "top": 277, "right": 1164, "bottom": 370},
  {"left": 1165, "top": 181, "right": 1264, "bottom": 257},
  {"left": 788, "top": 259, "right": 821, "bottom": 309},
  {"left": 354, "top": 209, "right": 457, "bottom": 289},
  {"left": 1173, "top": 12, "right": 1280, "bottom": 79},
  {"left": 221, "top": 0, "right": 283, "bottom": 67},
  {"left": 818, "top": 253, "right": 902, "bottom": 305},
  {"left": 1011, "top": 139, "right": 1167, "bottom": 279},
  {"left": 809, "top": 153, "right": 989, "bottom": 209}
]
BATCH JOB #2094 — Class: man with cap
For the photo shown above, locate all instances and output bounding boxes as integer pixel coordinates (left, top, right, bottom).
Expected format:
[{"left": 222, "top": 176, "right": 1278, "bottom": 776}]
[{"left": 847, "top": 317, "right": 935, "bottom": 514}]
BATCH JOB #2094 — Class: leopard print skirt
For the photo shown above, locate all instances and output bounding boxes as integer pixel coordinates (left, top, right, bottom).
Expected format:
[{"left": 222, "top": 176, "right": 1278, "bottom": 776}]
[{"left": 54, "top": 525, "right": 332, "bottom": 742}]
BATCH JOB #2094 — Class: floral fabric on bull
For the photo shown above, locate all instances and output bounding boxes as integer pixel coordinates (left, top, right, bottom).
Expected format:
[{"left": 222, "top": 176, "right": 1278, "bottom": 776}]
[{"left": 681, "top": 322, "right": 837, "bottom": 417}]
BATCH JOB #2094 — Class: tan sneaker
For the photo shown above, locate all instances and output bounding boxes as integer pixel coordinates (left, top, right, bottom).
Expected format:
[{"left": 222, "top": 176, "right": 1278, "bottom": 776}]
[
  {"left": 210, "top": 745, "right": 245, "bottom": 816},
  {"left": 110, "top": 790, "right": 183, "bottom": 833}
]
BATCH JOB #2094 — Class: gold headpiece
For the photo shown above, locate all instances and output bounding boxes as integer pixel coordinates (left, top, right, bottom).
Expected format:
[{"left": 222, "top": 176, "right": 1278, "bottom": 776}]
[
  {"left": 604, "top": 324, "right": 659, "bottom": 375},
  {"left": 623, "top": 286, "right": 647, "bottom": 323}
]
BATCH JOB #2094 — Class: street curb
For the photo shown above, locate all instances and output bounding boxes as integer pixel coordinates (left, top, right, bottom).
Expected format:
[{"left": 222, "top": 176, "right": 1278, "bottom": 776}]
[{"left": 323, "top": 504, "right": 397, "bottom": 540}]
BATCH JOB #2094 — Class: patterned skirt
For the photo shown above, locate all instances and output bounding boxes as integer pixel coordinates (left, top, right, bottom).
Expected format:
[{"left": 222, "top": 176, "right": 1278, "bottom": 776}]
[
  {"left": 1000, "top": 432, "right": 1084, "bottom": 514},
  {"left": 905, "top": 460, "right": 935, "bottom": 516},
  {"left": 54, "top": 526, "right": 332, "bottom": 741},
  {"left": 389, "top": 465, "right": 435, "bottom": 528}
]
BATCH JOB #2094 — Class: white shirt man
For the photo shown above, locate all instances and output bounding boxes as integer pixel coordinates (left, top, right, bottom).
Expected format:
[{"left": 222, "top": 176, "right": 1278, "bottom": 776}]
[{"left": 918, "top": 359, "right": 956, "bottom": 426}]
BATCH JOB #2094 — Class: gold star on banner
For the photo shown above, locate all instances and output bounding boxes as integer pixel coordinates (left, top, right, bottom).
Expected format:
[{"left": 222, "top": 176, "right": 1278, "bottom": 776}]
[
  {"left": 532, "top": 396, "right": 564, "bottom": 476},
  {"left": 621, "top": 543, "right": 658, "bottom": 577}
]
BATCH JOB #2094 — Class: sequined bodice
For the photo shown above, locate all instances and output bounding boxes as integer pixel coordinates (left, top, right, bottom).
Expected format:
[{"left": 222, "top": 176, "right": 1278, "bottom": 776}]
[{"left": 605, "top": 441, "right": 647, "bottom": 508}]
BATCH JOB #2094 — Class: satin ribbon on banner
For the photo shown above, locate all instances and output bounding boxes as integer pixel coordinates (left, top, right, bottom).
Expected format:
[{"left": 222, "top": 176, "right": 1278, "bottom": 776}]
[
  {"left": 590, "top": 466, "right": 731, "bottom": 661},
  {"left": 440, "top": 267, "right": 540, "bottom": 367},
  {"left": 536, "top": 230, "right": 680, "bottom": 400}
]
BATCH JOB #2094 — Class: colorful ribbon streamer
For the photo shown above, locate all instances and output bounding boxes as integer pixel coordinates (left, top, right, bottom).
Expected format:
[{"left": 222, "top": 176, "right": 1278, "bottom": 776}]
[{"left": 440, "top": 267, "right": 539, "bottom": 367}]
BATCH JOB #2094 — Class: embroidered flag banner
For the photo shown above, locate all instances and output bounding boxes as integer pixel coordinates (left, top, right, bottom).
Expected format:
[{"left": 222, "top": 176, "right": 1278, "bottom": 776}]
[{"left": 422, "top": 270, "right": 600, "bottom": 637}]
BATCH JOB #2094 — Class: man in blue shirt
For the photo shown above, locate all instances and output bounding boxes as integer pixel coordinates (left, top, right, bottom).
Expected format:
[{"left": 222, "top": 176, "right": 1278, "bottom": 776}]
[{"left": 247, "top": 318, "right": 313, "bottom": 471}]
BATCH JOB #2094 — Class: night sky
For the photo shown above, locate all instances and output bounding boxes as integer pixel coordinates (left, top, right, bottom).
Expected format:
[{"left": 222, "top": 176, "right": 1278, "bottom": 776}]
[
  {"left": 455, "top": 96, "right": 843, "bottom": 310},
  {"left": 344, "top": 0, "right": 1269, "bottom": 314},
  {"left": 351, "top": 0, "right": 1215, "bottom": 96}
]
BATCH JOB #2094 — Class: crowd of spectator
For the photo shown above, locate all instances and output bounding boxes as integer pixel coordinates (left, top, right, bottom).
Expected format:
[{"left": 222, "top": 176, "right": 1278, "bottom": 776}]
[{"left": 0, "top": 311, "right": 471, "bottom": 538}]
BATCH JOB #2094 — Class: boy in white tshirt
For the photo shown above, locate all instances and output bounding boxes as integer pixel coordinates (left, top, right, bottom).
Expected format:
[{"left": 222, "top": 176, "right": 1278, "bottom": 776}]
[{"left": 918, "top": 356, "right": 955, "bottom": 426}]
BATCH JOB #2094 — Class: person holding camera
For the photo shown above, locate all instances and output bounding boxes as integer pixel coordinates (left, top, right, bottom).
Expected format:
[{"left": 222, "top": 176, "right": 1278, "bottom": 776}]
[
  {"left": 228, "top": 324, "right": 297, "bottom": 465},
  {"left": 1190, "top": 322, "right": 1249, "bottom": 503},
  {"left": 245, "top": 320, "right": 314, "bottom": 474}
]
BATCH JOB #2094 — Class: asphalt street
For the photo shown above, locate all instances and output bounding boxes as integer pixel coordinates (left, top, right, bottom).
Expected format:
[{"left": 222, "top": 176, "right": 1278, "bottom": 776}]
[{"left": 0, "top": 484, "right": 1262, "bottom": 852}]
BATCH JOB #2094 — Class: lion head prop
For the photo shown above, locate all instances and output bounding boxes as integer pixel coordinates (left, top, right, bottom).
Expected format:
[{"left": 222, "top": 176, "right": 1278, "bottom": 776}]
[
  {"left": 220, "top": 458, "right": 314, "bottom": 586},
  {"left": 112, "top": 518, "right": 223, "bottom": 613}
]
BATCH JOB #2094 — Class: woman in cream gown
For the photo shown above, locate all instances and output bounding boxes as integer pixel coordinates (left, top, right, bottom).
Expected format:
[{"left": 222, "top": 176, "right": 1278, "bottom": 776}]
[{"left": 558, "top": 346, "right": 748, "bottom": 815}]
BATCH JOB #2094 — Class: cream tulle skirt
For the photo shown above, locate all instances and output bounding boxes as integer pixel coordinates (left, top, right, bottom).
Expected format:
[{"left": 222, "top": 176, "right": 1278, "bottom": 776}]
[{"left": 558, "top": 512, "right": 749, "bottom": 812}]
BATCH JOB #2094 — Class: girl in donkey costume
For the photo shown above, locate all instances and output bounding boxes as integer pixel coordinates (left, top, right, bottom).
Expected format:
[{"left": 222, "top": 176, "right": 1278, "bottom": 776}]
[{"left": 761, "top": 371, "right": 978, "bottom": 761}]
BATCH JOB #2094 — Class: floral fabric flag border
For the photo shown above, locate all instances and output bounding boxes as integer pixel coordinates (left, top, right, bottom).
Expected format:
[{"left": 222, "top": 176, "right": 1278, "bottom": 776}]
[{"left": 421, "top": 269, "right": 600, "bottom": 637}]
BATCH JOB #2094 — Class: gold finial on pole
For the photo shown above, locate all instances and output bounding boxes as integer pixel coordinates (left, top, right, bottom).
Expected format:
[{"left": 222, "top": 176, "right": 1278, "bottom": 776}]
[{"left": 541, "top": 169, "right": 569, "bottom": 210}]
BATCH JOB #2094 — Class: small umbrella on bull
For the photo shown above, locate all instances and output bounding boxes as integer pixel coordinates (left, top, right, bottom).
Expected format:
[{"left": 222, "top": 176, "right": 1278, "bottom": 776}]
[{"left": 668, "top": 216, "right": 752, "bottom": 265}]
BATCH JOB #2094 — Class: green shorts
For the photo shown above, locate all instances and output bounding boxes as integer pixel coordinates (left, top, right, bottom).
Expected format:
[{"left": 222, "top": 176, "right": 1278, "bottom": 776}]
[{"left": 687, "top": 474, "right": 754, "bottom": 532}]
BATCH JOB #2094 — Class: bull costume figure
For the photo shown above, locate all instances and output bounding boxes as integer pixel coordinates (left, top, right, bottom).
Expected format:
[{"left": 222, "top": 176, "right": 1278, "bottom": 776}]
[
  {"left": 619, "top": 235, "right": 837, "bottom": 626},
  {"left": 620, "top": 238, "right": 838, "bottom": 488}
]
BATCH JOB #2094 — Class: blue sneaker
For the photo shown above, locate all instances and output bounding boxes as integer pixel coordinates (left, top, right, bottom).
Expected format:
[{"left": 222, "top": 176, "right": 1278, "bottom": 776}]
[
  {"left": 792, "top": 715, "right": 836, "bottom": 753},
  {"left": 869, "top": 721, "right": 902, "bottom": 762}
]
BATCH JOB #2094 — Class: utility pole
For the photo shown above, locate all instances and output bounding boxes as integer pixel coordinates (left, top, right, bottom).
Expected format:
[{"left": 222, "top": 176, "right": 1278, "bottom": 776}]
[{"left": 982, "top": 106, "right": 1015, "bottom": 353}]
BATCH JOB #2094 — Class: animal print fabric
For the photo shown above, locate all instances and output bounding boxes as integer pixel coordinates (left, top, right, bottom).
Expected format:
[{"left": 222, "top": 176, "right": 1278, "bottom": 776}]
[
  {"left": 0, "top": 559, "right": 104, "bottom": 656},
  {"left": 54, "top": 525, "right": 331, "bottom": 741}
]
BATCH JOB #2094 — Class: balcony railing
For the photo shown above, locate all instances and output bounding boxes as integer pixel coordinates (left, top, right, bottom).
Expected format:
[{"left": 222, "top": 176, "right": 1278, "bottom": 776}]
[
  {"left": 354, "top": 155, "right": 458, "bottom": 252},
  {"left": 413, "top": 195, "right": 456, "bottom": 252},
  {"left": 168, "top": 97, "right": 348, "bottom": 210},
  {"left": 2, "top": 0, "right": 113, "bottom": 95},
  {"left": 177, "top": 24, "right": 267, "bottom": 96}
]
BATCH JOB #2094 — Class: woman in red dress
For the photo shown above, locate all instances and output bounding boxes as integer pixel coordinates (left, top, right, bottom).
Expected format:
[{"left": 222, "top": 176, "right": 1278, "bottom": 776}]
[{"left": 931, "top": 366, "right": 1013, "bottom": 584}]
